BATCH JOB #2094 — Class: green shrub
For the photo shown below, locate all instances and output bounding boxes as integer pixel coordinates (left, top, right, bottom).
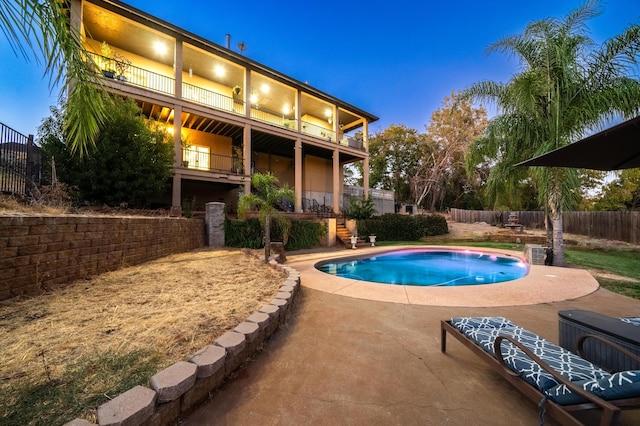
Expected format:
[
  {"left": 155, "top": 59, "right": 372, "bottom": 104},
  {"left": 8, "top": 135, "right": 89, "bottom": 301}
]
[
  {"left": 224, "top": 218, "right": 263, "bottom": 248},
  {"left": 284, "top": 220, "right": 325, "bottom": 251},
  {"left": 225, "top": 218, "right": 325, "bottom": 250},
  {"left": 358, "top": 214, "right": 448, "bottom": 241}
]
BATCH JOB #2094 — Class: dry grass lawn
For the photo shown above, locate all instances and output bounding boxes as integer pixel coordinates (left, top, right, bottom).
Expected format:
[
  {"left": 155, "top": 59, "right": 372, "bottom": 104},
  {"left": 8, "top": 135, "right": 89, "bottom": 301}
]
[{"left": 0, "top": 248, "right": 285, "bottom": 418}]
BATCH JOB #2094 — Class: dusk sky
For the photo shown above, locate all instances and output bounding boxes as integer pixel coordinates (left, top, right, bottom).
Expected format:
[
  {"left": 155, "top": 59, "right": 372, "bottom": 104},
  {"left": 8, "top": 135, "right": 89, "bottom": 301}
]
[{"left": 0, "top": 0, "right": 638, "bottom": 139}]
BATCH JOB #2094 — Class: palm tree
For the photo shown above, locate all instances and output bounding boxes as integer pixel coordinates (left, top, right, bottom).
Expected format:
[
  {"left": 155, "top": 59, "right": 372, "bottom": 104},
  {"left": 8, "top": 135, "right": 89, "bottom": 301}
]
[
  {"left": 238, "top": 172, "right": 295, "bottom": 263},
  {"left": 461, "top": 0, "right": 640, "bottom": 265},
  {"left": 2, "top": 0, "right": 108, "bottom": 156}
]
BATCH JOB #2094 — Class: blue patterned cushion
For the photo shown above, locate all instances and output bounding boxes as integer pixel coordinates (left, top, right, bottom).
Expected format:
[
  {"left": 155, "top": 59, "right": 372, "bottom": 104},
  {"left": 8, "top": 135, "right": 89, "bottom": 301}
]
[
  {"left": 451, "top": 316, "right": 516, "bottom": 331},
  {"left": 545, "top": 370, "right": 640, "bottom": 405},
  {"left": 619, "top": 317, "right": 640, "bottom": 327},
  {"left": 451, "top": 317, "right": 609, "bottom": 392}
]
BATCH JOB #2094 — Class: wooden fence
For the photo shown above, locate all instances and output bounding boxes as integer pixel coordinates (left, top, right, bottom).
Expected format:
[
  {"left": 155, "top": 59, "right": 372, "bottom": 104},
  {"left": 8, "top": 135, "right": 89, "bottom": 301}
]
[{"left": 450, "top": 208, "right": 639, "bottom": 245}]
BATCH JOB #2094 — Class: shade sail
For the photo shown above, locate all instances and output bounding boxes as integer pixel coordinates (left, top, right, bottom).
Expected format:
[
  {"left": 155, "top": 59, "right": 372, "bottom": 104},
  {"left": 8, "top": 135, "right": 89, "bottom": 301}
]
[{"left": 517, "top": 116, "right": 640, "bottom": 171}]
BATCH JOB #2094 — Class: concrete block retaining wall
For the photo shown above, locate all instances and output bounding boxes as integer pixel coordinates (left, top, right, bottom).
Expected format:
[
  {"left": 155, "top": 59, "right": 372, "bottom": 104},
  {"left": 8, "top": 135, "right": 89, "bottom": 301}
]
[
  {"left": 64, "top": 260, "right": 301, "bottom": 426},
  {"left": 0, "top": 215, "right": 206, "bottom": 301}
]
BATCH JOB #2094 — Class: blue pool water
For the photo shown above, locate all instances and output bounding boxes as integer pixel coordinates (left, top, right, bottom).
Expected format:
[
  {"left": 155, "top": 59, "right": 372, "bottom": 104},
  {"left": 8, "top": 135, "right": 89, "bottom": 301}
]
[{"left": 315, "top": 248, "right": 529, "bottom": 286}]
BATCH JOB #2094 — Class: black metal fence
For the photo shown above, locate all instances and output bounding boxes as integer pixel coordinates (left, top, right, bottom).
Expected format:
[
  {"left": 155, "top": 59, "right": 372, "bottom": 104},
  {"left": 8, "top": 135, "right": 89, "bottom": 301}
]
[{"left": 0, "top": 122, "right": 42, "bottom": 196}]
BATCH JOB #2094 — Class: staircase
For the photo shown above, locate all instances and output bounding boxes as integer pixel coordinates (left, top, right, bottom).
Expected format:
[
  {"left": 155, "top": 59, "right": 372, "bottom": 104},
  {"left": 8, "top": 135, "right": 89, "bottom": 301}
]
[{"left": 336, "top": 222, "right": 368, "bottom": 249}]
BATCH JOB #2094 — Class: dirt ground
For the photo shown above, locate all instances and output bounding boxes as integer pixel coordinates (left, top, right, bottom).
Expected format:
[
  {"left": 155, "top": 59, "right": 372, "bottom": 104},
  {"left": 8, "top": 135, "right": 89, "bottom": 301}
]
[{"left": 0, "top": 248, "right": 286, "bottom": 401}]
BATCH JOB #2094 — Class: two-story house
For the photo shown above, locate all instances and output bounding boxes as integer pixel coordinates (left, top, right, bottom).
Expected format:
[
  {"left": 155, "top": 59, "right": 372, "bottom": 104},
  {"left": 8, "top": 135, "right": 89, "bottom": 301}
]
[{"left": 69, "top": 0, "right": 378, "bottom": 215}]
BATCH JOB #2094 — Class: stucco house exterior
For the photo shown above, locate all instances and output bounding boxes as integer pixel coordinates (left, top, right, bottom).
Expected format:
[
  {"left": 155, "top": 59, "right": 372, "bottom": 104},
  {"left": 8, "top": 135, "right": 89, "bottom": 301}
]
[{"left": 69, "top": 0, "right": 379, "bottom": 215}]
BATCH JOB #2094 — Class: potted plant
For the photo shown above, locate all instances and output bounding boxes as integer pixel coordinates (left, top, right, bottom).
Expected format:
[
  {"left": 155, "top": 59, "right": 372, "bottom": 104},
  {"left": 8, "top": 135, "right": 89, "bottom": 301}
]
[
  {"left": 232, "top": 85, "right": 242, "bottom": 96},
  {"left": 114, "top": 52, "right": 132, "bottom": 82},
  {"left": 100, "top": 41, "right": 116, "bottom": 78}
]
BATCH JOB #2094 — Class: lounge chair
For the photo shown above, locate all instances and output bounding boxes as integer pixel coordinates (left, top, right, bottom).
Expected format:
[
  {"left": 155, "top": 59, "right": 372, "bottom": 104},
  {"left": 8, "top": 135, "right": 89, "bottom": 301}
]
[
  {"left": 441, "top": 317, "right": 640, "bottom": 425},
  {"left": 559, "top": 310, "right": 640, "bottom": 372}
]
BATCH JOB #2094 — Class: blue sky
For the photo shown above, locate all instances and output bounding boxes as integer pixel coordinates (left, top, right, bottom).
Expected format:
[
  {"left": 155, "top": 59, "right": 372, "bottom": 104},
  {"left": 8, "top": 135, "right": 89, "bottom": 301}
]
[{"left": 0, "top": 0, "right": 638, "bottom": 138}]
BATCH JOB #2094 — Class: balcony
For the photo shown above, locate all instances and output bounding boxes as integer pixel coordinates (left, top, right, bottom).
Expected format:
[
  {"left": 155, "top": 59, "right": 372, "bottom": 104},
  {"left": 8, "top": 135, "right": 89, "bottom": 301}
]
[
  {"left": 88, "top": 51, "right": 366, "bottom": 152},
  {"left": 181, "top": 147, "right": 244, "bottom": 174}
]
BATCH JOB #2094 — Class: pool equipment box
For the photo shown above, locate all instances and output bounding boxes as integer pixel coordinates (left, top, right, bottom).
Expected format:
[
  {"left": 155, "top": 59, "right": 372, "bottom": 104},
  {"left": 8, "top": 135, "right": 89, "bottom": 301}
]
[{"left": 524, "top": 244, "right": 546, "bottom": 265}]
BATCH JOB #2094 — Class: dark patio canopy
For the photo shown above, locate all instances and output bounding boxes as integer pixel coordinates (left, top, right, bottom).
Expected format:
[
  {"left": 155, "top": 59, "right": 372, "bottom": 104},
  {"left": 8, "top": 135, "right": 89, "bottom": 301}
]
[{"left": 517, "top": 116, "right": 640, "bottom": 171}]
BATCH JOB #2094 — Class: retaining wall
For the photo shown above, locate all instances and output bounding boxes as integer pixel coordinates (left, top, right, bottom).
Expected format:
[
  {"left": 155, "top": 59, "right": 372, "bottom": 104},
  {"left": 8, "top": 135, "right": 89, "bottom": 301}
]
[{"left": 0, "top": 215, "right": 206, "bottom": 301}]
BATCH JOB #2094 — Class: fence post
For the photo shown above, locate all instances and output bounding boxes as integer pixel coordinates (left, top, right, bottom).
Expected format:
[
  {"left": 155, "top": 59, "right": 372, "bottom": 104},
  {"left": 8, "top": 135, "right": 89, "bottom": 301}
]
[{"left": 25, "top": 134, "right": 34, "bottom": 195}]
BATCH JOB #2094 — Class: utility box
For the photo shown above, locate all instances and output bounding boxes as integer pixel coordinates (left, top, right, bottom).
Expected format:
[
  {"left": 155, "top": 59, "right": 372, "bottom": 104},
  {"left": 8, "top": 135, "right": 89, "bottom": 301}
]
[{"left": 525, "top": 244, "right": 546, "bottom": 265}]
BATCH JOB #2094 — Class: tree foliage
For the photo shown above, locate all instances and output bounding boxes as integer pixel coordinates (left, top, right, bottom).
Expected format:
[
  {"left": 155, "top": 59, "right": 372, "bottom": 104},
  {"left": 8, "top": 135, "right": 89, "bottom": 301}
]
[
  {"left": 368, "top": 124, "right": 426, "bottom": 204},
  {"left": 418, "top": 92, "right": 487, "bottom": 210},
  {"left": 2, "top": 0, "right": 110, "bottom": 156},
  {"left": 38, "top": 97, "right": 174, "bottom": 207},
  {"left": 459, "top": 0, "right": 640, "bottom": 265},
  {"left": 593, "top": 169, "right": 640, "bottom": 210},
  {"left": 344, "top": 195, "right": 376, "bottom": 221},
  {"left": 237, "top": 172, "right": 295, "bottom": 262}
]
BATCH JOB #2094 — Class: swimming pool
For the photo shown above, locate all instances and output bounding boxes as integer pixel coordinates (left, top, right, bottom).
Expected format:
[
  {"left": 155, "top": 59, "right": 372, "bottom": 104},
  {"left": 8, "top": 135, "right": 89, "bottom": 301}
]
[{"left": 315, "top": 248, "right": 529, "bottom": 286}]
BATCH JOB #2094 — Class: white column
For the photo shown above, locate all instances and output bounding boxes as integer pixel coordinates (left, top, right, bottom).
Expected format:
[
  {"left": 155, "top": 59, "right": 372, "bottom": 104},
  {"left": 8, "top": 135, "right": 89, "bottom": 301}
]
[
  {"left": 174, "top": 39, "right": 182, "bottom": 99},
  {"left": 243, "top": 124, "right": 252, "bottom": 194},
  {"left": 295, "top": 139, "right": 302, "bottom": 212},
  {"left": 171, "top": 104, "right": 183, "bottom": 210},
  {"left": 363, "top": 120, "right": 370, "bottom": 197},
  {"left": 245, "top": 71, "right": 252, "bottom": 118},
  {"left": 333, "top": 148, "right": 340, "bottom": 214},
  {"left": 363, "top": 156, "right": 370, "bottom": 197}
]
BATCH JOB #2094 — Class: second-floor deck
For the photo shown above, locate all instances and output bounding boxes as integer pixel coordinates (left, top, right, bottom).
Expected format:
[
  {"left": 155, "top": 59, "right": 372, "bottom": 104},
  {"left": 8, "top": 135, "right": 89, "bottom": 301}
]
[{"left": 89, "top": 51, "right": 365, "bottom": 151}]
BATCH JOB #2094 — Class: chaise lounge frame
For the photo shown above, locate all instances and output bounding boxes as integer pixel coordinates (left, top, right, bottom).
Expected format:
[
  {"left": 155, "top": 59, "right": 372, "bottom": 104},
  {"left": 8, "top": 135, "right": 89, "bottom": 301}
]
[{"left": 441, "top": 320, "right": 640, "bottom": 426}]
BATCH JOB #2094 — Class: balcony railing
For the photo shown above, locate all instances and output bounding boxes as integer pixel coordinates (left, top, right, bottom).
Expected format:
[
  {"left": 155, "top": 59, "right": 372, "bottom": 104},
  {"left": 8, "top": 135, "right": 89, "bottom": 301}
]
[
  {"left": 88, "top": 51, "right": 364, "bottom": 150},
  {"left": 183, "top": 82, "right": 244, "bottom": 116},
  {"left": 88, "top": 51, "right": 175, "bottom": 96},
  {"left": 301, "top": 121, "right": 335, "bottom": 142},
  {"left": 182, "top": 148, "right": 243, "bottom": 174},
  {"left": 250, "top": 106, "right": 298, "bottom": 131}
]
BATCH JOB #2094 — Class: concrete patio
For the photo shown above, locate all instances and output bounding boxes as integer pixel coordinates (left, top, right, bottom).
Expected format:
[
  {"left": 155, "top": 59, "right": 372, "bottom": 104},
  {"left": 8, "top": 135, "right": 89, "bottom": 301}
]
[{"left": 183, "top": 246, "right": 640, "bottom": 425}]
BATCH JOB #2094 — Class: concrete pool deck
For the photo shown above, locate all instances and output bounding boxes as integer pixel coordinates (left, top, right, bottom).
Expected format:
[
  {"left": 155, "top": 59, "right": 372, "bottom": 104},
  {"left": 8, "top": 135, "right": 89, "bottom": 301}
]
[
  {"left": 288, "top": 245, "right": 600, "bottom": 307},
  {"left": 183, "top": 246, "right": 640, "bottom": 425}
]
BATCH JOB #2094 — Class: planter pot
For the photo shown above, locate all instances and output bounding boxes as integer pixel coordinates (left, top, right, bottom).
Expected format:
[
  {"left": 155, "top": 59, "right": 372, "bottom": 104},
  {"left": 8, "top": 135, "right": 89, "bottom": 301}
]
[
  {"left": 349, "top": 236, "right": 358, "bottom": 249},
  {"left": 101, "top": 70, "right": 116, "bottom": 79},
  {"left": 369, "top": 235, "right": 376, "bottom": 247}
]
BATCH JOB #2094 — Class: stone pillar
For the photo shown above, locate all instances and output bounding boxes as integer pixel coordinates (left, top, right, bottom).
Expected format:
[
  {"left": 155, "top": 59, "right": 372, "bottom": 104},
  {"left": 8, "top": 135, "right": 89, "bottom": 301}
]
[
  {"left": 206, "top": 202, "right": 225, "bottom": 247},
  {"left": 325, "top": 218, "right": 336, "bottom": 247}
]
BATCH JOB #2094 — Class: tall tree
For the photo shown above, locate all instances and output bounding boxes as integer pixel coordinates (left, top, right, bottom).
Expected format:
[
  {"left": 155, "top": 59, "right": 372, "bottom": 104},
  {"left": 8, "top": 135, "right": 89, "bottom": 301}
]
[
  {"left": 2, "top": 0, "right": 107, "bottom": 156},
  {"left": 38, "top": 97, "right": 175, "bottom": 207},
  {"left": 460, "top": 0, "right": 640, "bottom": 265},
  {"left": 367, "top": 124, "right": 426, "bottom": 205},
  {"left": 416, "top": 92, "right": 487, "bottom": 210},
  {"left": 238, "top": 172, "right": 295, "bottom": 263},
  {"left": 593, "top": 169, "right": 640, "bottom": 210}
]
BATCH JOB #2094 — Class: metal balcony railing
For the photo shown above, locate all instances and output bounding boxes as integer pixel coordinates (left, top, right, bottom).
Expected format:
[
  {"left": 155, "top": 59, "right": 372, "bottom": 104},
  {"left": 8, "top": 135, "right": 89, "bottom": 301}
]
[
  {"left": 183, "top": 82, "right": 244, "bottom": 116},
  {"left": 182, "top": 148, "right": 243, "bottom": 174},
  {"left": 250, "top": 106, "right": 298, "bottom": 130},
  {"left": 301, "top": 121, "right": 335, "bottom": 142},
  {"left": 88, "top": 51, "right": 175, "bottom": 96},
  {"left": 88, "top": 51, "right": 365, "bottom": 150}
]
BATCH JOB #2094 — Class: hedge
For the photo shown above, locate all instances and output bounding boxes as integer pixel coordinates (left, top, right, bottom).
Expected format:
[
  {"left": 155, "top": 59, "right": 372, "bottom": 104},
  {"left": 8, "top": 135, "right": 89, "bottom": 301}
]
[
  {"left": 358, "top": 214, "right": 448, "bottom": 241},
  {"left": 224, "top": 218, "right": 325, "bottom": 251}
]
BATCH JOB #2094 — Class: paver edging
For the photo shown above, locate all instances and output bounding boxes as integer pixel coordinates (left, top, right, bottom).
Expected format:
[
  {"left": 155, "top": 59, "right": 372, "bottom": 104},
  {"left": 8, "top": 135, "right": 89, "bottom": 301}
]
[{"left": 64, "top": 254, "right": 300, "bottom": 426}]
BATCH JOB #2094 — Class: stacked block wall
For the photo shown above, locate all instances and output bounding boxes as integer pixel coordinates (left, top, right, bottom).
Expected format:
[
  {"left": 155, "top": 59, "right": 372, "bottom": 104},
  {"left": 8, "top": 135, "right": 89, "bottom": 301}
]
[{"left": 0, "top": 215, "right": 206, "bottom": 301}]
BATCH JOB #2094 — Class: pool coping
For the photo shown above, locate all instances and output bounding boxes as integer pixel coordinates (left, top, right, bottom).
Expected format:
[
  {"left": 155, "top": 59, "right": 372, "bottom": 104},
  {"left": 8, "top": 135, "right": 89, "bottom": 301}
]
[{"left": 286, "top": 245, "right": 600, "bottom": 307}]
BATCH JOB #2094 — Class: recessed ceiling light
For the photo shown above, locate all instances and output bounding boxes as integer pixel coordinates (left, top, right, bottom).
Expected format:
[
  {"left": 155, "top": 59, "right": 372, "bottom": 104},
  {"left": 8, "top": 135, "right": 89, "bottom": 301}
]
[
  {"left": 154, "top": 41, "right": 167, "bottom": 55},
  {"left": 214, "top": 64, "right": 225, "bottom": 77}
]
